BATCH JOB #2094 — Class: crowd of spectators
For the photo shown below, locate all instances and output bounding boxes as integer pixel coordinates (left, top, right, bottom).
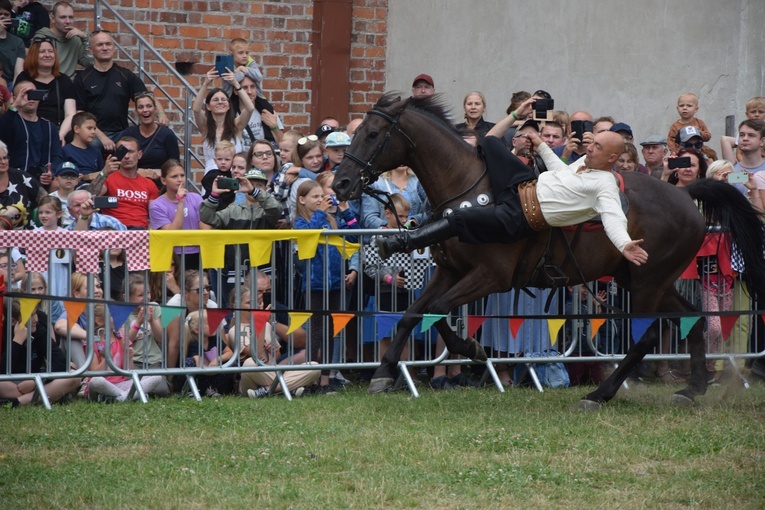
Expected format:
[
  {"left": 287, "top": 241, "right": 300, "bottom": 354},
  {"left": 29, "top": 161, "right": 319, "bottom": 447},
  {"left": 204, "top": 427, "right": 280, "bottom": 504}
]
[{"left": 2, "top": 1, "right": 765, "bottom": 406}]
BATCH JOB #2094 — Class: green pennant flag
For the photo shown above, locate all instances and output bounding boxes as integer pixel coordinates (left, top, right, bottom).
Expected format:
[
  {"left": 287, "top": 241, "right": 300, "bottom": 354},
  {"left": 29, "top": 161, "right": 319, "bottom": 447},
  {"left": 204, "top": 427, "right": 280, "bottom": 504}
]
[
  {"left": 679, "top": 316, "right": 702, "bottom": 339},
  {"left": 160, "top": 306, "right": 186, "bottom": 328},
  {"left": 420, "top": 314, "right": 446, "bottom": 333}
]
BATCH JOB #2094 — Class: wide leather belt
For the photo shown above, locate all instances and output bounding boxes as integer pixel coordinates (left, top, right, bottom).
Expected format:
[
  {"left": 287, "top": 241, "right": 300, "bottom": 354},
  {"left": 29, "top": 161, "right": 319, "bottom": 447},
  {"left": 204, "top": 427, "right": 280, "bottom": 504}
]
[{"left": 518, "top": 180, "right": 550, "bottom": 232}]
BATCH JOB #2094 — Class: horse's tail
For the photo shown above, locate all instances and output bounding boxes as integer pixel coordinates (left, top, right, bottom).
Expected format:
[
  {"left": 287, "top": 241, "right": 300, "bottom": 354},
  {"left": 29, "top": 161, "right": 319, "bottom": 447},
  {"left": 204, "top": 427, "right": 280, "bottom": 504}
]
[{"left": 686, "top": 178, "right": 765, "bottom": 301}]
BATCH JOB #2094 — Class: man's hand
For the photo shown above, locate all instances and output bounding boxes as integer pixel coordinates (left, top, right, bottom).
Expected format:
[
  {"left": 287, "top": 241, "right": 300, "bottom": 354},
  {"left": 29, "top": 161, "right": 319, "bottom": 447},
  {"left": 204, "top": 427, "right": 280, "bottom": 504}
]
[
  {"left": 514, "top": 97, "right": 535, "bottom": 120},
  {"left": 261, "top": 110, "right": 279, "bottom": 129},
  {"left": 66, "top": 27, "right": 87, "bottom": 39},
  {"left": 102, "top": 155, "right": 119, "bottom": 176},
  {"left": 622, "top": 239, "right": 648, "bottom": 266},
  {"left": 237, "top": 176, "right": 254, "bottom": 194},
  {"left": 39, "top": 164, "right": 53, "bottom": 187},
  {"left": 99, "top": 132, "right": 115, "bottom": 152},
  {"left": 526, "top": 131, "right": 543, "bottom": 149}
]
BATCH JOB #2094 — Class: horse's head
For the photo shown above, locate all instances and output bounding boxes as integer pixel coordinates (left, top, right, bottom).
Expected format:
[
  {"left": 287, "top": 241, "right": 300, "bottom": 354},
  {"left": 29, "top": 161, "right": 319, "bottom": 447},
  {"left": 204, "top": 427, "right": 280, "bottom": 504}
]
[{"left": 333, "top": 94, "right": 414, "bottom": 201}]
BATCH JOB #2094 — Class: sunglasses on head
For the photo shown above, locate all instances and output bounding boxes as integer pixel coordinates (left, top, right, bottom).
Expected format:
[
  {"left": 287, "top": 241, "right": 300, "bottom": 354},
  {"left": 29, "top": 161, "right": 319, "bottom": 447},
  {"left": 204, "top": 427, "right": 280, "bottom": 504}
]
[
  {"left": 31, "top": 35, "right": 55, "bottom": 45},
  {"left": 298, "top": 135, "right": 319, "bottom": 145}
]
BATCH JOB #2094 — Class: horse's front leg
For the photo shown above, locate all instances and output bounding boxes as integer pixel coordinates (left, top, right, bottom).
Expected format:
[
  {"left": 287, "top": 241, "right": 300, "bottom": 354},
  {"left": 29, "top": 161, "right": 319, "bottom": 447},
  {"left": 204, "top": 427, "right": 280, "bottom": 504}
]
[{"left": 368, "top": 272, "right": 455, "bottom": 394}]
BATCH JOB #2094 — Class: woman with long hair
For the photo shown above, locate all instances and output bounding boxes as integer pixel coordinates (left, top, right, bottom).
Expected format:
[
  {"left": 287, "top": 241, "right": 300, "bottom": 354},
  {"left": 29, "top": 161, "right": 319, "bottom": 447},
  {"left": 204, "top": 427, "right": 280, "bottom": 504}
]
[
  {"left": 15, "top": 34, "right": 76, "bottom": 143},
  {"left": 192, "top": 68, "right": 254, "bottom": 173},
  {"left": 455, "top": 91, "right": 494, "bottom": 136}
]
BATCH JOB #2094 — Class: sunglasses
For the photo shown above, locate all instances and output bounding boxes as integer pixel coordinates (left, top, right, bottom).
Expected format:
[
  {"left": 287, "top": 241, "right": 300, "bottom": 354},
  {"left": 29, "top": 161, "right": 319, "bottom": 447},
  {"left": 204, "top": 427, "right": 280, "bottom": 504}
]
[
  {"left": 682, "top": 141, "right": 703, "bottom": 150},
  {"left": 298, "top": 134, "right": 319, "bottom": 145},
  {"left": 31, "top": 36, "right": 55, "bottom": 45}
]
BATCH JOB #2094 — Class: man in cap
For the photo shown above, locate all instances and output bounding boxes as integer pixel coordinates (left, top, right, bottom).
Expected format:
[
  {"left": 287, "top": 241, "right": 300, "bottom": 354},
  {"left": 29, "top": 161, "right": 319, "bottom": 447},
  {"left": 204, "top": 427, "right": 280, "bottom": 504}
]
[
  {"left": 610, "top": 122, "right": 634, "bottom": 144},
  {"left": 411, "top": 73, "right": 434, "bottom": 98},
  {"left": 640, "top": 134, "right": 668, "bottom": 178}
]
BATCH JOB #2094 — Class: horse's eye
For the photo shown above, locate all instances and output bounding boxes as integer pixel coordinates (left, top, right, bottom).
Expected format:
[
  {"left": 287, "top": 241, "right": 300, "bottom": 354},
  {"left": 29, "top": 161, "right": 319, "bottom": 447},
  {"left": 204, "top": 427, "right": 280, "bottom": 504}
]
[{"left": 368, "top": 131, "right": 379, "bottom": 140}]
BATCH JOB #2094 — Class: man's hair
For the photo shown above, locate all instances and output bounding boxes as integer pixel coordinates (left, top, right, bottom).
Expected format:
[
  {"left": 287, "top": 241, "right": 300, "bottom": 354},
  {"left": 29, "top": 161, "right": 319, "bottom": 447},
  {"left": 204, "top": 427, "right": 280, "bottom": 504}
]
[
  {"left": 12, "top": 79, "right": 34, "bottom": 95},
  {"left": 739, "top": 119, "right": 765, "bottom": 137},
  {"left": 593, "top": 116, "right": 616, "bottom": 126},
  {"left": 51, "top": 1, "right": 74, "bottom": 16},
  {"left": 214, "top": 140, "right": 236, "bottom": 157},
  {"left": 117, "top": 136, "right": 139, "bottom": 148},
  {"left": 0, "top": 0, "right": 12, "bottom": 13},
  {"left": 72, "top": 111, "right": 97, "bottom": 128},
  {"left": 541, "top": 121, "right": 564, "bottom": 135},
  {"left": 506, "top": 91, "right": 530, "bottom": 114},
  {"left": 746, "top": 96, "right": 765, "bottom": 112}
]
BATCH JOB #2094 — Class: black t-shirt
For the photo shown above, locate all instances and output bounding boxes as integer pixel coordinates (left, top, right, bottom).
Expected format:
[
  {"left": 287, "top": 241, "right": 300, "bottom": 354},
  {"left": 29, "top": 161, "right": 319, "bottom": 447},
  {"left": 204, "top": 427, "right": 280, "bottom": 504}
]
[
  {"left": 120, "top": 124, "right": 181, "bottom": 169},
  {"left": 73, "top": 64, "right": 147, "bottom": 133},
  {"left": 15, "top": 71, "right": 76, "bottom": 127},
  {"left": 10, "top": 2, "right": 50, "bottom": 47}
]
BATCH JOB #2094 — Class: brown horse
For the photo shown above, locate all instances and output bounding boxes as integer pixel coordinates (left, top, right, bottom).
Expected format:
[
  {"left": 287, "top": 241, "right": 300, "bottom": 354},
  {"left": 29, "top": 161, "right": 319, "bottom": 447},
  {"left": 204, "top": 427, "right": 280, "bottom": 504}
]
[{"left": 333, "top": 93, "right": 765, "bottom": 409}]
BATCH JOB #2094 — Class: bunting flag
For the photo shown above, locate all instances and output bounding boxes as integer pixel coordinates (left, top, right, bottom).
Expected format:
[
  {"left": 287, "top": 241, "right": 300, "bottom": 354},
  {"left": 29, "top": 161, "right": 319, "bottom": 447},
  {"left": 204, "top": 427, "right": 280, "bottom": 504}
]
[
  {"left": 107, "top": 304, "right": 136, "bottom": 331},
  {"left": 332, "top": 313, "right": 355, "bottom": 337},
  {"left": 160, "top": 306, "right": 185, "bottom": 328},
  {"left": 323, "top": 236, "right": 361, "bottom": 260},
  {"left": 467, "top": 315, "right": 487, "bottom": 338},
  {"left": 251, "top": 310, "right": 271, "bottom": 337},
  {"left": 589, "top": 318, "right": 606, "bottom": 340},
  {"left": 18, "top": 298, "right": 41, "bottom": 325},
  {"left": 759, "top": 314, "right": 765, "bottom": 327},
  {"left": 679, "top": 316, "right": 702, "bottom": 339},
  {"left": 206, "top": 308, "right": 231, "bottom": 333},
  {"left": 509, "top": 318, "right": 525, "bottom": 339},
  {"left": 420, "top": 314, "right": 446, "bottom": 333},
  {"left": 631, "top": 318, "right": 656, "bottom": 343},
  {"left": 63, "top": 300, "right": 87, "bottom": 331},
  {"left": 547, "top": 319, "right": 566, "bottom": 347},
  {"left": 375, "top": 313, "right": 403, "bottom": 341},
  {"left": 287, "top": 312, "right": 312, "bottom": 334},
  {"left": 720, "top": 314, "right": 741, "bottom": 341}
]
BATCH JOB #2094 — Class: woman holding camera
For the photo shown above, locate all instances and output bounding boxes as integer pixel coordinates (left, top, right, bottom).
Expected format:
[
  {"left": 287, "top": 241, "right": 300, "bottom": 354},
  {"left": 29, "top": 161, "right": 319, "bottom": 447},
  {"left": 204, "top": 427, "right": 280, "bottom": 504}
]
[
  {"left": 455, "top": 91, "right": 494, "bottom": 137},
  {"left": 15, "top": 35, "right": 75, "bottom": 144},
  {"left": 660, "top": 147, "right": 706, "bottom": 187}
]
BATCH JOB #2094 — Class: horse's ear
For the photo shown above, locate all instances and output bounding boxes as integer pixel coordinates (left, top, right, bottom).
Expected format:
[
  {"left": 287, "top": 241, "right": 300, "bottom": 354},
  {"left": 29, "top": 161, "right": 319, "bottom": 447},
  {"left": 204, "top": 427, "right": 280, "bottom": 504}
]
[{"left": 389, "top": 96, "right": 408, "bottom": 114}]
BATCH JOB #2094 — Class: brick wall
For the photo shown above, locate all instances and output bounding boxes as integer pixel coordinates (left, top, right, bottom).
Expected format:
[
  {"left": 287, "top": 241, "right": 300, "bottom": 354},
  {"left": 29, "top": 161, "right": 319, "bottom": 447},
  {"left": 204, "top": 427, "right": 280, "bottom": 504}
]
[{"left": 71, "top": 0, "right": 387, "bottom": 174}]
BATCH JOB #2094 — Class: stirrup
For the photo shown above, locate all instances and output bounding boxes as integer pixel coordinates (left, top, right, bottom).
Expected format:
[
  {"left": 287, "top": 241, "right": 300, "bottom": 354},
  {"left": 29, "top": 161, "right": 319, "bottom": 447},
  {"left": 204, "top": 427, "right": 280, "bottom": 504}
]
[{"left": 543, "top": 264, "right": 569, "bottom": 287}]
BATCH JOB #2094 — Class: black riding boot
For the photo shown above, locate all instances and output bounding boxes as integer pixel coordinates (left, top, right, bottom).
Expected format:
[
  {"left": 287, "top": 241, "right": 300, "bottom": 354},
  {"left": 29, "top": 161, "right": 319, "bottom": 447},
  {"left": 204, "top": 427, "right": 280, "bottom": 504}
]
[{"left": 376, "top": 218, "right": 454, "bottom": 259}]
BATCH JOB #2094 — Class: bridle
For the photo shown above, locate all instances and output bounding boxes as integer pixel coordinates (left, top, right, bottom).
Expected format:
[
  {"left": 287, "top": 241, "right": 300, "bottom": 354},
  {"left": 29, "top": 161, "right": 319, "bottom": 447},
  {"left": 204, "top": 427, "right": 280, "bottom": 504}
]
[{"left": 343, "top": 108, "right": 416, "bottom": 191}]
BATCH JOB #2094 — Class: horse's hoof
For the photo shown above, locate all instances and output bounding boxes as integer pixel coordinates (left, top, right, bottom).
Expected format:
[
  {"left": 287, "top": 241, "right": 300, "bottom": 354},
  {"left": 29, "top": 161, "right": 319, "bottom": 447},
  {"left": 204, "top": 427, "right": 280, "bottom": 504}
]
[
  {"left": 670, "top": 393, "right": 694, "bottom": 407},
  {"left": 368, "top": 378, "right": 394, "bottom": 395},
  {"left": 468, "top": 339, "right": 488, "bottom": 363},
  {"left": 577, "top": 399, "right": 601, "bottom": 412}
]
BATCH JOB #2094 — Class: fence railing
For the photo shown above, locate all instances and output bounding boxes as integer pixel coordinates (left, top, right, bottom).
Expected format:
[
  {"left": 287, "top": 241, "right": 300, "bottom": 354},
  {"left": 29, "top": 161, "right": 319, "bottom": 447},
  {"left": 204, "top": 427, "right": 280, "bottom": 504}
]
[{"left": 1, "top": 229, "right": 762, "bottom": 408}]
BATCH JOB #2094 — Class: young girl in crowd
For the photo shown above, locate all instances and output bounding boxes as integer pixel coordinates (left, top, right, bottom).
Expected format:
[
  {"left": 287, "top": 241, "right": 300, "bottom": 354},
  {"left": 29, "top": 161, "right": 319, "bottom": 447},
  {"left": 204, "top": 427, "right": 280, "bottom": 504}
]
[
  {"left": 286, "top": 135, "right": 326, "bottom": 218},
  {"left": 34, "top": 196, "right": 71, "bottom": 301},
  {"left": 86, "top": 303, "right": 167, "bottom": 402},
  {"left": 293, "top": 180, "right": 359, "bottom": 393},
  {"left": 179, "top": 310, "right": 235, "bottom": 397},
  {"left": 149, "top": 159, "right": 205, "bottom": 268}
]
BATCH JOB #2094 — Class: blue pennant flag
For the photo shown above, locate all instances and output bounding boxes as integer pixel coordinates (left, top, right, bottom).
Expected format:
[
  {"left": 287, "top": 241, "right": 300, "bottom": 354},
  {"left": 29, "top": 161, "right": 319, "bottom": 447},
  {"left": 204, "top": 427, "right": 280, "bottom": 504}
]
[
  {"left": 630, "top": 318, "right": 657, "bottom": 344},
  {"left": 107, "top": 303, "right": 137, "bottom": 331},
  {"left": 375, "top": 313, "right": 403, "bottom": 341}
]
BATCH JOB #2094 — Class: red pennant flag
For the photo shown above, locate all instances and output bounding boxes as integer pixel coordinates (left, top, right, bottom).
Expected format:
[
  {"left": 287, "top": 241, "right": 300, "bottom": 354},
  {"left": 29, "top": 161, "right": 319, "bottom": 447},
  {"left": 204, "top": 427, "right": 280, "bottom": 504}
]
[
  {"left": 759, "top": 314, "right": 765, "bottom": 327},
  {"left": 205, "top": 308, "right": 231, "bottom": 333},
  {"left": 467, "top": 315, "right": 487, "bottom": 338},
  {"left": 509, "top": 318, "right": 525, "bottom": 339},
  {"left": 251, "top": 310, "right": 270, "bottom": 337},
  {"left": 720, "top": 314, "right": 740, "bottom": 342}
]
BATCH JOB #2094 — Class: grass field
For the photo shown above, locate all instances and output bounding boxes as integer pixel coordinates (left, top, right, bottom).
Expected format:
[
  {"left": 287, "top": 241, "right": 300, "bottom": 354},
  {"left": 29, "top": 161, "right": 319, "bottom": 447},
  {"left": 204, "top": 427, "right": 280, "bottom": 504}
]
[{"left": 1, "top": 379, "right": 764, "bottom": 509}]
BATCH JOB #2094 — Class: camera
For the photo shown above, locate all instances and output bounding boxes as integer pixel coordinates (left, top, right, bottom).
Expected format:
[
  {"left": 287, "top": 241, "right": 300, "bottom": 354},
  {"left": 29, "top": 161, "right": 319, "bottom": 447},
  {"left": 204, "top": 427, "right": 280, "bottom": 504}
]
[
  {"left": 217, "top": 177, "right": 240, "bottom": 190},
  {"left": 262, "top": 291, "right": 272, "bottom": 308},
  {"left": 570, "top": 120, "right": 593, "bottom": 142},
  {"left": 532, "top": 98, "right": 554, "bottom": 121},
  {"left": 28, "top": 165, "right": 47, "bottom": 180},
  {"left": 113, "top": 145, "right": 130, "bottom": 161},
  {"left": 27, "top": 90, "right": 49, "bottom": 102},
  {"left": 668, "top": 156, "right": 691, "bottom": 170},
  {"left": 93, "top": 196, "right": 118, "bottom": 209}
]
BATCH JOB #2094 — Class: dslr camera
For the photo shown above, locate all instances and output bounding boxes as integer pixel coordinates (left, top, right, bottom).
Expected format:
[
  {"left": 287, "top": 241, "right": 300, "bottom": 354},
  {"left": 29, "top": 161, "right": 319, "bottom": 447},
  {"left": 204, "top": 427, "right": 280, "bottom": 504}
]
[{"left": 532, "top": 98, "right": 554, "bottom": 121}]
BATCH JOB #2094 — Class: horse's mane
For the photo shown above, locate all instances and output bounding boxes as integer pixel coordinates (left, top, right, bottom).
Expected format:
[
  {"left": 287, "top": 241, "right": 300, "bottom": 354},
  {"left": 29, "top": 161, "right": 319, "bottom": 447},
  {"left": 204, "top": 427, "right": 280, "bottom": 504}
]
[{"left": 375, "top": 91, "right": 458, "bottom": 135}]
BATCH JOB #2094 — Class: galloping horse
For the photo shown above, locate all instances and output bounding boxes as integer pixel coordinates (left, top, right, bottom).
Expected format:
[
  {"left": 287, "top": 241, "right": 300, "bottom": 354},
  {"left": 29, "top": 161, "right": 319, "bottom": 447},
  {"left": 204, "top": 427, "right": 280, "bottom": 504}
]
[{"left": 333, "top": 93, "right": 765, "bottom": 409}]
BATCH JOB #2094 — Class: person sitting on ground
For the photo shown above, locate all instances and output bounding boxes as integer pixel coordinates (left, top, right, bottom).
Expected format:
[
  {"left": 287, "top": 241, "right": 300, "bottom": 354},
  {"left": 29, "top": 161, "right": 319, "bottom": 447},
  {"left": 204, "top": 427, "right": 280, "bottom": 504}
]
[
  {"left": 0, "top": 298, "right": 80, "bottom": 407},
  {"left": 377, "top": 98, "right": 649, "bottom": 268},
  {"left": 177, "top": 309, "right": 236, "bottom": 397}
]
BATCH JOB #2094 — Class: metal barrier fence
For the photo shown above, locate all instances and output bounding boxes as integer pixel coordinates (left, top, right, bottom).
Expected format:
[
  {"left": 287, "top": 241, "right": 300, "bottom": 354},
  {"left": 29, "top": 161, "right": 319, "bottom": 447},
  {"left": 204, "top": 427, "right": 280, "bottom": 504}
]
[{"left": 1, "top": 229, "right": 763, "bottom": 408}]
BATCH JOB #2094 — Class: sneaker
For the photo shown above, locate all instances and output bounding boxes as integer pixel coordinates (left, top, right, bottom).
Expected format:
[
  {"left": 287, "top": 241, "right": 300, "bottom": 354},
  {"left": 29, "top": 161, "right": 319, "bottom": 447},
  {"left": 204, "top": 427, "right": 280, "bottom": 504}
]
[
  {"left": 96, "top": 394, "right": 118, "bottom": 404},
  {"left": 328, "top": 377, "right": 346, "bottom": 392},
  {"left": 290, "top": 387, "right": 305, "bottom": 398},
  {"left": 205, "top": 387, "right": 223, "bottom": 398},
  {"left": 331, "top": 371, "right": 350, "bottom": 385},
  {"left": 449, "top": 373, "right": 481, "bottom": 388},
  {"left": 247, "top": 387, "right": 270, "bottom": 399},
  {"left": 430, "top": 375, "right": 455, "bottom": 390}
]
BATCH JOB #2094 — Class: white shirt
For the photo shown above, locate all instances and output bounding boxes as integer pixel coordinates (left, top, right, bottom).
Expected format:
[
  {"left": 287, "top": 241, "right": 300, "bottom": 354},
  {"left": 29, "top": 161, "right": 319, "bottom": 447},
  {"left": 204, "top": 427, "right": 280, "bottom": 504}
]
[{"left": 536, "top": 143, "right": 632, "bottom": 253}]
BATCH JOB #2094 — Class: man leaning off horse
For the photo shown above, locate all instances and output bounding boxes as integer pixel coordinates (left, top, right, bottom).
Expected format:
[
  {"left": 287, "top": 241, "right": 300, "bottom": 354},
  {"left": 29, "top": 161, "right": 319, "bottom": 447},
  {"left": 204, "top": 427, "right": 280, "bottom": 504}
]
[{"left": 377, "top": 98, "right": 649, "bottom": 266}]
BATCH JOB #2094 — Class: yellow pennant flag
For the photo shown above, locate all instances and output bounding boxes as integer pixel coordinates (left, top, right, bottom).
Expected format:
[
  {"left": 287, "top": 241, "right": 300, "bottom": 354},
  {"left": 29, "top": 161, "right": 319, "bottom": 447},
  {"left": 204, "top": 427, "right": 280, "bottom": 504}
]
[
  {"left": 286, "top": 312, "right": 312, "bottom": 335},
  {"left": 589, "top": 318, "right": 607, "bottom": 340},
  {"left": 547, "top": 318, "right": 566, "bottom": 347},
  {"left": 64, "top": 301, "right": 88, "bottom": 331},
  {"left": 332, "top": 313, "right": 355, "bottom": 337},
  {"left": 19, "top": 298, "right": 41, "bottom": 325}
]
